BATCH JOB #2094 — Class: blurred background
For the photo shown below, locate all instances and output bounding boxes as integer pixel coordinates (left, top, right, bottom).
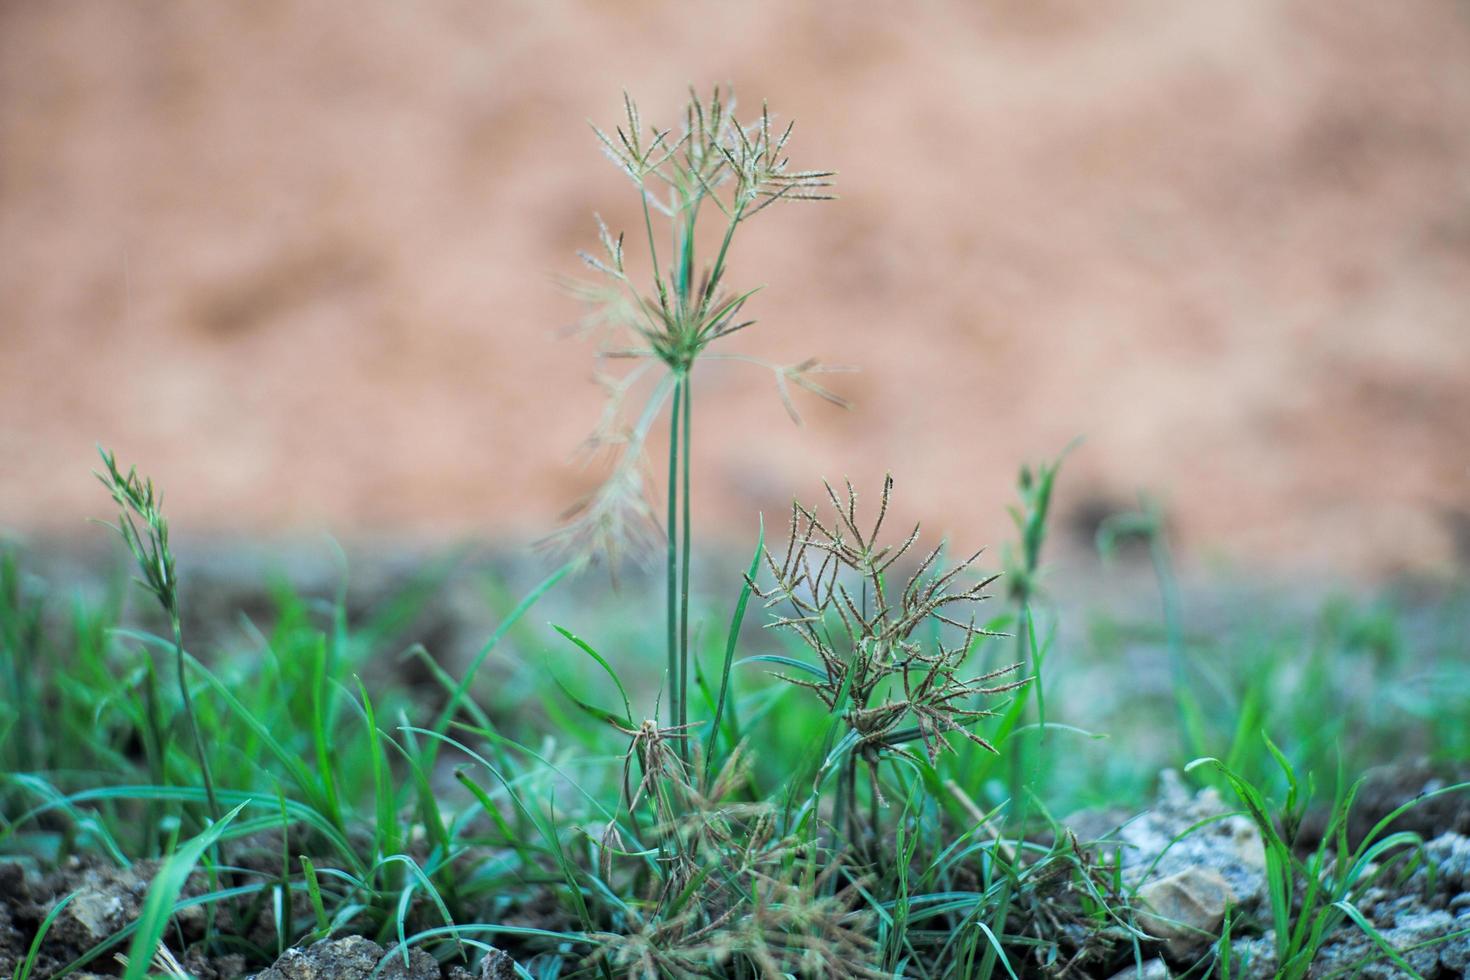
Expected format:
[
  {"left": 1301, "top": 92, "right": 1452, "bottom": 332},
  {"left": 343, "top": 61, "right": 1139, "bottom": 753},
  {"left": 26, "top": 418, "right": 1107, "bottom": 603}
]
[{"left": 3, "top": 0, "right": 1468, "bottom": 580}]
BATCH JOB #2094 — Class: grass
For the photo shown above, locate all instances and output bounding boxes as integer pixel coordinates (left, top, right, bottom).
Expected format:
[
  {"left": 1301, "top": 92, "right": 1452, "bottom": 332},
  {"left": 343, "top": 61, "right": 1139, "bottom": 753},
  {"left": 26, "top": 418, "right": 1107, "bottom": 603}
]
[
  {"left": 1, "top": 87, "right": 1467, "bottom": 979},
  {"left": 1187, "top": 751, "right": 1468, "bottom": 979},
  {"left": 2, "top": 493, "right": 1466, "bottom": 976},
  {"left": 547, "top": 89, "right": 845, "bottom": 757}
]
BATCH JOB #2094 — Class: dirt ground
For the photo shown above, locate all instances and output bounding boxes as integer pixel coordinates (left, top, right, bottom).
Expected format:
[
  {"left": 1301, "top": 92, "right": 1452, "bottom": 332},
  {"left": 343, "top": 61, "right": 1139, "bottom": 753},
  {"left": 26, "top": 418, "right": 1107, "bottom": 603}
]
[{"left": 2, "top": 1, "right": 1469, "bottom": 577}]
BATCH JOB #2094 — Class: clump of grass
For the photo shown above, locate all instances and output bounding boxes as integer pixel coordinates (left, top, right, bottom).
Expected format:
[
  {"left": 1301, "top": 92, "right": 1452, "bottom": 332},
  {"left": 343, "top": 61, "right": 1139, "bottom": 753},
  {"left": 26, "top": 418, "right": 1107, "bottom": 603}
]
[
  {"left": 751, "top": 475, "right": 1028, "bottom": 842},
  {"left": 1189, "top": 745, "right": 1470, "bottom": 979},
  {"left": 550, "top": 87, "right": 848, "bottom": 755}
]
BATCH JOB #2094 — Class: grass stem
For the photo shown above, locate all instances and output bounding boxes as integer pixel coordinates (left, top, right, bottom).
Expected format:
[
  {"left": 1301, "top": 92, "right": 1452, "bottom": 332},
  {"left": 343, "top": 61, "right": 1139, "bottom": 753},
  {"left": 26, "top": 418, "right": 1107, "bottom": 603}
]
[
  {"left": 666, "top": 376, "right": 683, "bottom": 737},
  {"left": 171, "top": 616, "right": 221, "bottom": 830},
  {"left": 678, "top": 372, "right": 693, "bottom": 760}
]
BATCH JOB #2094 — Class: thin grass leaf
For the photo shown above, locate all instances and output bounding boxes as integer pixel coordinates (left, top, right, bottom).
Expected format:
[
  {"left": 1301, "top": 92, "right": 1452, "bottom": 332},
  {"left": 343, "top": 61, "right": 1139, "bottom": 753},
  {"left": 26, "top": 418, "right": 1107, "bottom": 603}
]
[
  {"left": 705, "top": 518, "right": 762, "bottom": 787},
  {"left": 354, "top": 677, "right": 401, "bottom": 860},
  {"left": 120, "top": 803, "right": 245, "bottom": 980},
  {"left": 736, "top": 654, "right": 829, "bottom": 680},
  {"left": 553, "top": 625, "right": 634, "bottom": 725},
  {"left": 15, "top": 890, "right": 78, "bottom": 980},
  {"left": 976, "top": 920, "right": 1020, "bottom": 980},
  {"left": 299, "top": 855, "right": 330, "bottom": 939},
  {"left": 1332, "top": 901, "right": 1425, "bottom": 978}
]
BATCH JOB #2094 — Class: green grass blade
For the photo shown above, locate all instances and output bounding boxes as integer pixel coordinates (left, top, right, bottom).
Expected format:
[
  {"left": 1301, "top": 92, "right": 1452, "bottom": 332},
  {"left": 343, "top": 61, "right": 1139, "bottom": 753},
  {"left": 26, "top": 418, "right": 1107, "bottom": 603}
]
[
  {"left": 375, "top": 853, "right": 462, "bottom": 962},
  {"left": 666, "top": 376, "right": 683, "bottom": 740},
  {"left": 299, "top": 855, "right": 331, "bottom": 939},
  {"left": 15, "top": 890, "right": 78, "bottom": 980},
  {"left": 975, "top": 920, "right": 1019, "bottom": 980},
  {"left": 735, "top": 654, "right": 828, "bottom": 680},
  {"left": 1263, "top": 732, "right": 1299, "bottom": 823},
  {"left": 111, "top": 630, "right": 329, "bottom": 815},
  {"left": 1331, "top": 900, "right": 1424, "bottom": 978},
  {"left": 310, "top": 635, "right": 344, "bottom": 833},
  {"left": 121, "top": 803, "right": 245, "bottom": 980},
  {"left": 705, "top": 517, "right": 762, "bottom": 787},
  {"left": 354, "top": 677, "right": 400, "bottom": 859},
  {"left": 552, "top": 625, "right": 634, "bottom": 724},
  {"left": 0, "top": 774, "right": 129, "bottom": 866},
  {"left": 552, "top": 675, "right": 633, "bottom": 728}
]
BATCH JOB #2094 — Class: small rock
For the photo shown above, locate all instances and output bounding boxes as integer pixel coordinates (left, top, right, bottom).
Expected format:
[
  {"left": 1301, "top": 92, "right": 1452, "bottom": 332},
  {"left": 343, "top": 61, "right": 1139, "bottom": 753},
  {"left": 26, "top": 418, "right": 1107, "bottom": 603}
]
[
  {"left": 1245, "top": 907, "right": 1459, "bottom": 979},
  {"left": 1064, "top": 770, "right": 1267, "bottom": 916},
  {"left": 1442, "top": 909, "right": 1470, "bottom": 971},
  {"left": 1226, "top": 935, "right": 1277, "bottom": 980},
  {"left": 1106, "top": 959, "right": 1170, "bottom": 979},
  {"left": 1136, "top": 867, "right": 1233, "bottom": 957},
  {"left": 251, "top": 936, "right": 439, "bottom": 980},
  {"left": 444, "top": 946, "right": 516, "bottom": 980},
  {"left": 0, "top": 862, "right": 31, "bottom": 903},
  {"left": 179, "top": 949, "right": 249, "bottom": 980},
  {"left": 476, "top": 946, "right": 517, "bottom": 980},
  {"left": 1297, "top": 761, "right": 1470, "bottom": 850},
  {"left": 1388, "top": 909, "right": 1456, "bottom": 976},
  {"left": 1418, "top": 832, "right": 1470, "bottom": 895},
  {"left": 46, "top": 862, "right": 152, "bottom": 951}
]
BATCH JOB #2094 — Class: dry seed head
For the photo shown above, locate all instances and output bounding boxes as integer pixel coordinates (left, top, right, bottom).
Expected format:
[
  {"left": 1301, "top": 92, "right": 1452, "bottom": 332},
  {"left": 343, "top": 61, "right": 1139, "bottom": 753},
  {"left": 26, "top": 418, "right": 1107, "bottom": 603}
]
[
  {"left": 552, "top": 88, "right": 847, "bottom": 567},
  {"left": 539, "top": 457, "right": 661, "bottom": 573},
  {"left": 753, "top": 476, "right": 1025, "bottom": 763}
]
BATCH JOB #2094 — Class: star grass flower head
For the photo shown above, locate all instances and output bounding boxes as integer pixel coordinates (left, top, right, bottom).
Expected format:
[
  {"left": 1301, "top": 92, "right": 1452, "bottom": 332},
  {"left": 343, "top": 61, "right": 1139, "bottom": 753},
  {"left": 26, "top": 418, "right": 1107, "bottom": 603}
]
[
  {"left": 546, "top": 87, "right": 846, "bottom": 570},
  {"left": 752, "top": 475, "right": 1030, "bottom": 767}
]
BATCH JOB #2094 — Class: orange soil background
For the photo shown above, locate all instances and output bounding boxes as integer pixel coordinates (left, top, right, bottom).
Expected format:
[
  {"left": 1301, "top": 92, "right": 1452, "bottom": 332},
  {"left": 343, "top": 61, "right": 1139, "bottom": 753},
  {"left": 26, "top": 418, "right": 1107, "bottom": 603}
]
[{"left": 3, "top": 1, "right": 1468, "bottom": 578}]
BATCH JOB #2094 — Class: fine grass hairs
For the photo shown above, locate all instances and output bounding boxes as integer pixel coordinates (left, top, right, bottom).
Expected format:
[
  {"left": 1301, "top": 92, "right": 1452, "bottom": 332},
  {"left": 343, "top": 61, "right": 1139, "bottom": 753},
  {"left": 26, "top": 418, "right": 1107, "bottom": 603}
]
[{"left": 550, "top": 88, "right": 848, "bottom": 754}]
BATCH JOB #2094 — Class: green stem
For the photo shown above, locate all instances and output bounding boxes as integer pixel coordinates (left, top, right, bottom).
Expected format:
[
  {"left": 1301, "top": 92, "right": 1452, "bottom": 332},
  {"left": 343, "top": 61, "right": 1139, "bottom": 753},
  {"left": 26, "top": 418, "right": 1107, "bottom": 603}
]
[
  {"left": 173, "top": 613, "right": 221, "bottom": 945},
  {"left": 678, "top": 372, "right": 693, "bottom": 762},
  {"left": 1007, "top": 601, "right": 1030, "bottom": 829},
  {"left": 703, "top": 207, "right": 744, "bottom": 311},
  {"left": 666, "top": 377, "right": 683, "bottom": 736},
  {"left": 832, "top": 755, "right": 850, "bottom": 863},
  {"left": 173, "top": 615, "right": 221, "bottom": 828},
  {"left": 639, "top": 187, "right": 669, "bottom": 313},
  {"left": 141, "top": 656, "right": 165, "bottom": 855},
  {"left": 675, "top": 191, "right": 699, "bottom": 311}
]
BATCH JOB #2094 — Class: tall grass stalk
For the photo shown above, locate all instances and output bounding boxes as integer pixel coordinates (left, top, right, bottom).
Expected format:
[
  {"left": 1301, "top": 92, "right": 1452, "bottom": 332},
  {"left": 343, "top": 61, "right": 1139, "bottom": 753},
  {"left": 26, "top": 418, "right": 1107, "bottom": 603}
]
[
  {"left": 678, "top": 373, "right": 692, "bottom": 740},
  {"left": 1002, "top": 450, "right": 1068, "bottom": 823},
  {"left": 665, "top": 374, "right": 683, "bottom": 750},
  {"left": 95, "top": 447, "right": 222, "bottom": 832},
  {"left": 551, "top": 88, "right": 843, "bottom": 752}
]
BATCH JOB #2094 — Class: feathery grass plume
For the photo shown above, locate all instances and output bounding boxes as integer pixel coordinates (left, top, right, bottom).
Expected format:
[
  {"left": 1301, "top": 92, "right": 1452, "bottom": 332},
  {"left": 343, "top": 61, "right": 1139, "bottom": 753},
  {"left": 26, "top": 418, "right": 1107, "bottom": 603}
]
[
  {"left": 95, "top": 447, "right": 222, "bottom": 831},
  {"left": 547, "top": 86, "right": 846, "bottom": 757},
  {"left": 751, "top": 475, "right": 1028, "bottom": 839}
]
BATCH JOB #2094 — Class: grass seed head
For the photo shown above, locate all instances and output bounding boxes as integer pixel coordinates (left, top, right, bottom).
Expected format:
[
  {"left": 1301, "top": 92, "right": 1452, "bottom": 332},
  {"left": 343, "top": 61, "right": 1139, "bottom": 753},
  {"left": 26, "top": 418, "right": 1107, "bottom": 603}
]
[
  {"left": 550, "top": 87, "right": 845, "bottom": 568},
  {"left": 753, "top": 475, "right": 1028, "bottom": 764}
]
